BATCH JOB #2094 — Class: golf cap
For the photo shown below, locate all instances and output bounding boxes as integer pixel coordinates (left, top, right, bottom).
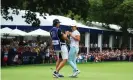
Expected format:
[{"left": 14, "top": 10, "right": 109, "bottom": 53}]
[
  {"left": 53, "top": 19, "right": 61, "bottom": 24},
  {"left": 70, "top": 24, "right": 77, "bottom": 27}
]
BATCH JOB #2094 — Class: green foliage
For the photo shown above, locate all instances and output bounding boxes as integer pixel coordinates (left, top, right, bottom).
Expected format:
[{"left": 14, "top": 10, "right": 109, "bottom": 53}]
[
  {"left": 102, "top": 0, "right": 124, "bottom": 9},
  {"left": 88, "top": 0, "right": 103, "bottom": 22},
  {"left": 65, "top": 10, "right": 85, "bottom": 23},
  {"left": 115, "top": 1, "right": 133, "bottom": 28},
  {"left": 87, "top": 0, "right": 133, "bottom": 48},
  {"left": 88, "top": 0, "right": 133, "bottom": 29}
]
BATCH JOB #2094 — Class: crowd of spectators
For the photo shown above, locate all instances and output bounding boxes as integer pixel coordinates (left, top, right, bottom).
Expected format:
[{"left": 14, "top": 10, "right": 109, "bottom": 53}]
[
  {"left": 1, "top": 39, "right": 56, "bottom": 66},
  {"left": 1, "top": 39, "right": 133, "bottom": 66},
  {"left": 77, "top": 49, "right": 133, "bottom": 63}
]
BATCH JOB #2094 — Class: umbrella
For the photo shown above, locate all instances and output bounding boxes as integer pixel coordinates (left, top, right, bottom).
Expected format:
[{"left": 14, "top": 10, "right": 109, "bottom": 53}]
[
  {"left": 11, "top": 29, "right": 27, "bottom": 36},
  {"left": 26, "top": 29, "right": 50, "bottom": 36},
  {"left": 1, "top": 27, "right": 17, "bottom": 36}
]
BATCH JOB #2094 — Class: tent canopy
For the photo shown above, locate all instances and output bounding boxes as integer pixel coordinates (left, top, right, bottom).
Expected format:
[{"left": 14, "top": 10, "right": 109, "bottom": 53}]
[
  {"left": 26, "top": 28, "right": 50, "bottom": 36},
  {"left": 1, "top": 27, "right": 27, "bottom": 36},
  {"left": 45, "top": 15, "right": 91, "bottom": 29},
  {"left": 1, "top": 27, "right": 13, "bottom": 34},
  {"left": 1, "top": 9, "right": 123, "bottom": 35},
  {"left": 11, "top": 28, "right": 27, "bottom": 36},
  {"left": 1, "top": 9, "right": 96, "bottom": 29},
  {"left": 1, "top": 27, "right": 16, "bottom": 36}
]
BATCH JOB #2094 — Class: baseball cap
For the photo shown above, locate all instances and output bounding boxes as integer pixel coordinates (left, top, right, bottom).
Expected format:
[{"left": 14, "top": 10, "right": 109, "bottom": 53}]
[
  {"left": 53, "top": 19, "right": 61, "bottom": 24},
  {"left": 70, "top": 24, "right": 77, "bottom": 27}
]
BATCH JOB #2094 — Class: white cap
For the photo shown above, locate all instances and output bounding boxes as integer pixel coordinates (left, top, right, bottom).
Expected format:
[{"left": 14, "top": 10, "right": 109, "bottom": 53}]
[{"left": 70, "top": 24, "right": 77, "bottom": 27}]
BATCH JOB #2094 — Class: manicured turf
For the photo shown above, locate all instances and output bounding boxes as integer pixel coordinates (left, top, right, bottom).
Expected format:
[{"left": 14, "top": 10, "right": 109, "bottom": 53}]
[{"left": 1, "top": 62, "right": 133, "bottom": 80}]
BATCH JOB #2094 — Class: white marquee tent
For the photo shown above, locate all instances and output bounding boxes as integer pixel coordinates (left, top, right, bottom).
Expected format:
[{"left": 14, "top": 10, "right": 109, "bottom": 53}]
[
  {"left": 26, "top": 29, "right": 50, "bottom": 36},
  {"left": 1, "top": 27, "right": 16, "bottom": 36},
  {"left": 45, "top": 15, "right": 90, "bottom": 29},
  {"left": 11, "top": 28, "right": 27, "bottom": 36},
  {"left": 1, "top": 27, "right": 28, "bottom": 36}
]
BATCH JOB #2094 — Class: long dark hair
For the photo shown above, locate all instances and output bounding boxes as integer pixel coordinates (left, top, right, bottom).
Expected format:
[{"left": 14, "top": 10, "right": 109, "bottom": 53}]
[{"left": 53, "top": 23, "right": 57, "bottom": 26}]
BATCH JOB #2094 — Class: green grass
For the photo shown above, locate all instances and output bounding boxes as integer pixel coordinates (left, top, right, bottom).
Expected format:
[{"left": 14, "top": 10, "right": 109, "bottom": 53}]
[{"left": 1, "top": 62, "right": 133, "bottom": 80}]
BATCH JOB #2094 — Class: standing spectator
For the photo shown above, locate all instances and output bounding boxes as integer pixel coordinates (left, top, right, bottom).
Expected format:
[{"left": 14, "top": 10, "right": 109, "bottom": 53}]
[
  {"left": 128, "top": 51, "right": 132, "bottom": 61},
  {"left": 1, "top": 46, "right": 4, "bottom": 66},
  {"left": 84, "top": 54, "right": 88, "bottom": 63},
  {"left": 117, "top": 50, "right": 121, "bottom": 61},
  {"left": 3, "top": 47, "right": 9, "bottom": 66},
  {"left": 45, "top": 47, "right": 50, "bottom": 63},
  {"left": 13, "top": 53, "right": 19, "bottom": 65},
  {"left": 32, "top": 41, "right": 36, "bottom": 47},
  {"left": 40, "top": 47, "right": 45, "bottom": 64},
  {"left": 43, "top": 41, "right": 47, "bottom": 47},
  {"left": 34, "top": 46, "right": 40, "bottom": 55},
  {"left": 122, "top": 52, "right": 126, "bottom": 61}
]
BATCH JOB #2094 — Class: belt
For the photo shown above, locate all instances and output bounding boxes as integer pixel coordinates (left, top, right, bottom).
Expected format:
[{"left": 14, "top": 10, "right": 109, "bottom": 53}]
[{"left": 61, "top": 43, "right": 66, "bottom": 45}]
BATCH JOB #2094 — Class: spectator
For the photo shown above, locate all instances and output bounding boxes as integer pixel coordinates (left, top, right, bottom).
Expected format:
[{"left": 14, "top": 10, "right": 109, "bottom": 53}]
[
  {"left": 13, "top": 54, "right": 19, "bottom": 65},
  {"left": 3, "top": 47, "right": 9, "bottom": 66},
  {"left": 45, "top": 46, "right": 50, "bottom": 63},
  {"left": 1, "top": 39, "right": 133, "bottom": 66}
]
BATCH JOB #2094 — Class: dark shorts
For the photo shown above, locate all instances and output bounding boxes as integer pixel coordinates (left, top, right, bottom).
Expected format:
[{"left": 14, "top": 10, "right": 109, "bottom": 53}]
[{"left": 59, "top": 52, "right": 62, "bottom": 59}]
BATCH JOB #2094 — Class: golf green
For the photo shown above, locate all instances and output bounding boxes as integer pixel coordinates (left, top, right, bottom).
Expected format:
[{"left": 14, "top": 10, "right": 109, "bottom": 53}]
[{"left": 1, "top": 62, "right": 133, "bottom": 80}]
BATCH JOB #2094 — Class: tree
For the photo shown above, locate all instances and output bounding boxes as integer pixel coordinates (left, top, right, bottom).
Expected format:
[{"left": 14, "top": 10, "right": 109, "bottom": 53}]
[
  {"left": 87, "top": 0, "right": 133, "bottom": 48},
  {"left": 88, "top": 0, "right": 124, "bottom": 26},
  {"left": 87, "top": 0, "right": 103, "bottom": 23},
  {"left": 114, "top": 1, "right": 133, "bottom": 48},
  {"left": 1, "top": 0, "right": 90, "bottom": 26}
]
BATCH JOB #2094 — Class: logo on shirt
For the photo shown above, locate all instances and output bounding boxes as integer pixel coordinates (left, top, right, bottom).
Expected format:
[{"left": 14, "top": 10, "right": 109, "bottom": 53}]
[{"left": 51, "top": 31, "right": 56, "bottom": 38}]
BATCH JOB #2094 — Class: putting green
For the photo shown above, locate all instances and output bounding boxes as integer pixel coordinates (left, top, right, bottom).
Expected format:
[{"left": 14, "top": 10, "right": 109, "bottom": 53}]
[{"left": 1, "top": 62, "right": 133, "bottom": 80}]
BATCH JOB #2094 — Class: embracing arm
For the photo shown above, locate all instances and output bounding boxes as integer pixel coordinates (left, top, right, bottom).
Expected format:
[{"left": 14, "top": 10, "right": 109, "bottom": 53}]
[
  {"left": 70, "top": 32, "right": 80, "bottom": 41},
  {"left": 71, "top": 35, "right": 80, "bottom": 41},
  {"left": 62, "top": 33, "right": 69, "bottom": 41},
  {"left": 58, "top": 30, "right": 69, "bottom": 41}
]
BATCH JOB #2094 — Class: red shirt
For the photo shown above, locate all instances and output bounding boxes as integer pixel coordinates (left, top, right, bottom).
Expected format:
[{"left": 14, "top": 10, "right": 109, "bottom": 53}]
[{"left": 17, "top": 47, "right": 24, "bottom": 54}]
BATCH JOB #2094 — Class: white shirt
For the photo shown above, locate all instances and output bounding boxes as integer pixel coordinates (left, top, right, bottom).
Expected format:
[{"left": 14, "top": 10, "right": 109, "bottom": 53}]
[
  {"left": 13, "top": 55, "right": 18, "bottom": 62},
  {"left": 70, "top": 30, "right": 80, "bottom": 47},
  {"left": 44, "top": 42, "right": 47, "bottom": 47}
]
